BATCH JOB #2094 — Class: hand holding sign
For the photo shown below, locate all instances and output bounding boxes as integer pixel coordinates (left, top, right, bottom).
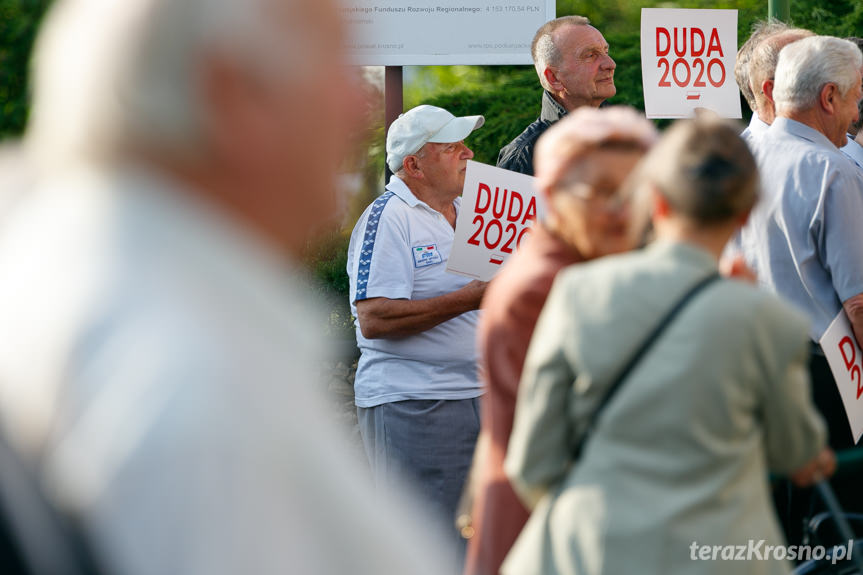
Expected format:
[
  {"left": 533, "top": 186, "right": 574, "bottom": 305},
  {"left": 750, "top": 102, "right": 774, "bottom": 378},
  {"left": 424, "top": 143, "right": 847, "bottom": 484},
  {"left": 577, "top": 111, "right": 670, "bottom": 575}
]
[
  {"left": 447, "top": 161, "right": 545, "bottom": 281},
  {"left": 820, "top": 311, "right": 863, "bottom": 443}
]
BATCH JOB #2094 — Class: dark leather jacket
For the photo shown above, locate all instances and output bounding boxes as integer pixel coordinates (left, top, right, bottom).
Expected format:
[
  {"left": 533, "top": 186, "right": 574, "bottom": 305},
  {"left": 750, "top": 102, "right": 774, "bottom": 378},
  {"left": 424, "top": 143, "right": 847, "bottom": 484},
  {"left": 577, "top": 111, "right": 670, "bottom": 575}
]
[{"left": 496, "top": 90, "right": 567, "bottom": 176}]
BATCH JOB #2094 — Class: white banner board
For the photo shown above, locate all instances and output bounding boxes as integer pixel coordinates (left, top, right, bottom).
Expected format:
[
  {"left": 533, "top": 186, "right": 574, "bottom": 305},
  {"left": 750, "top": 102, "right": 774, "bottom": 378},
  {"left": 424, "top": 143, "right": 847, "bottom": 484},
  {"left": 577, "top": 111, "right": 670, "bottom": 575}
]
[
  {"left": 640, "top": 8, "right": 741, "bottom": 119},
  {"left": 447, "top": 161, "right": 545, "bottom": 281},
  {"left": 819, "top": 310, "right": 863, "bottom": 443},
  {"left": 342, "top": 1, "right": 555, "bottom": 65}
]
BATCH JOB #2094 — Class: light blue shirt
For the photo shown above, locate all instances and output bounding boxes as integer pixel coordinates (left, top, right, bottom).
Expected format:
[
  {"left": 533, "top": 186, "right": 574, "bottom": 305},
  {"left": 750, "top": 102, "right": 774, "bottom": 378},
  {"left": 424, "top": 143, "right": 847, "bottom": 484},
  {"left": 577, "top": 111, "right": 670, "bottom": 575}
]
[
  {"left": 347, "top": 176, "right": 482, "bottom": 407},
  {"left": 842, "top": 136, "right": 863, "bottom": 170},
  {"left": 740, "top": 111, "right": 770, "bottom": 149},
  {"left": 743, "top": 118, "right": 863, "bottom": 340}
]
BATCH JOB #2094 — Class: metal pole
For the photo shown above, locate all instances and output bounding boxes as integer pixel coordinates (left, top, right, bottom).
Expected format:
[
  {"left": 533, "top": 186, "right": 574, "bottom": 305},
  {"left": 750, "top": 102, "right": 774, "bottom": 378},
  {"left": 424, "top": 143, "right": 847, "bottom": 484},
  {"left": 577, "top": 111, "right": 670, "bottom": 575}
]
[
  {"left": 768, "top": 0, "right": 790, "bottom": 22},
  {"left": 384, "top": 66, "right": 404, "bottom": 184}
]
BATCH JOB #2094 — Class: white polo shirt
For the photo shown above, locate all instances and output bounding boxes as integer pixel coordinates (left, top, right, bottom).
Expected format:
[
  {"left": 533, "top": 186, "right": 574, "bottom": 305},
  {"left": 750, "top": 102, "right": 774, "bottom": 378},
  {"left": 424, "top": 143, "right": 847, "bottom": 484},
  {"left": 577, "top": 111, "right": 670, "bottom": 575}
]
[{"left": 347, "top": 176, "right": 482, "bottom": 408}]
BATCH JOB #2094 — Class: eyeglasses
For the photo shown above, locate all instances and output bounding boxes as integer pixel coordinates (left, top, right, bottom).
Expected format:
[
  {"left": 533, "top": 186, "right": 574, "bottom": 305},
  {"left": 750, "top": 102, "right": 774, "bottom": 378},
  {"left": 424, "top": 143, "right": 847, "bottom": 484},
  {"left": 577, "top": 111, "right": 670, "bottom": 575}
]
[{"left": 557, "top": 182, "right": 630, "bottom": 212}]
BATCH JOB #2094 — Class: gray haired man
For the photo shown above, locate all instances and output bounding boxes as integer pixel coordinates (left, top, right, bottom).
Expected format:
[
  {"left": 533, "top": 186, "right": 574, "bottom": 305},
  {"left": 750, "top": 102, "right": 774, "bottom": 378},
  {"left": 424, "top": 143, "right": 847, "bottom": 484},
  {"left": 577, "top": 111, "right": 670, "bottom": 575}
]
[
  {"left": 497, "top": 15, "right": 616, "bottom": 175},
  {"left": 741, "top": 35, "right": 863, "bottom": 543}
]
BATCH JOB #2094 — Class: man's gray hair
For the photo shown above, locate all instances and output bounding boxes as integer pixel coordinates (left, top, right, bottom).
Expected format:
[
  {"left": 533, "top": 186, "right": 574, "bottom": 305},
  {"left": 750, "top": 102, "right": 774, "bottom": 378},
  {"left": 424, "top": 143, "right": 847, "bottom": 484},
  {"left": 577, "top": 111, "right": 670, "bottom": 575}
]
[
  {"left": 735, "top": 19, "right": 790, "bottom": 112},
  {"left": 749, "top": 29, "right": 814, "bottom": 112},
  {"left": 773, "top": 35, "right": 863, "bottom": 114},
  {"left": 532, "top": 15, "right": 590, "bottom": 91},
  {"left": 27, "top": 0, "right": 306, "bottom": 166}
]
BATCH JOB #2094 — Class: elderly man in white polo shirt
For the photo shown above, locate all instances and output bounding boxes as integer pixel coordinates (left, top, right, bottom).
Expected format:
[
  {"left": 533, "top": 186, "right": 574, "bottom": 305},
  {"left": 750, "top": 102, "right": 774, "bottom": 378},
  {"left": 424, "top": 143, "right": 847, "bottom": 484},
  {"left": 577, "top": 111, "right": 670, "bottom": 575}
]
[{"left": 347, "top": 105, "right": 487, "bottom": 561}]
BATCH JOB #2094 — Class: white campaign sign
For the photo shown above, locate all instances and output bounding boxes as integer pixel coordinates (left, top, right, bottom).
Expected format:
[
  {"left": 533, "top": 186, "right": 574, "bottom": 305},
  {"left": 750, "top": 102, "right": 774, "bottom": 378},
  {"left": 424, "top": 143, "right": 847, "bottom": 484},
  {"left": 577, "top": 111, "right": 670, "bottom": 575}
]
[
  {"left": 640, "top": 8, "right": 741, "bottom": 119},
  {"left": 447, "top": 161, "right": 545, "bottom": 282},
  {"left": 342, "top": 1, "right": 555, "bottom": 65},
  {"left": 819, "top": 310, "right": 863, "bottom": 443}
]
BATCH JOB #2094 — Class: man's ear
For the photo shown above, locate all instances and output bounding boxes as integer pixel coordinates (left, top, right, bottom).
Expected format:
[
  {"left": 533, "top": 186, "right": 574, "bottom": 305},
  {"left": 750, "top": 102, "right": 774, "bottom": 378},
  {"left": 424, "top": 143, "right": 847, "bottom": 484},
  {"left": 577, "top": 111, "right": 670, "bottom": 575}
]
[
  {"left": 762, "top": 79, "right": 775, "bottom": 104},
  {"left": 543, "top": 67, "right": 563, "bottom": 92},
  {"left": 402, "top": 155, "right": 423, "bottom": 178},
  {"left": 820, "top": 82, "right": 839, "bottom": 115}
]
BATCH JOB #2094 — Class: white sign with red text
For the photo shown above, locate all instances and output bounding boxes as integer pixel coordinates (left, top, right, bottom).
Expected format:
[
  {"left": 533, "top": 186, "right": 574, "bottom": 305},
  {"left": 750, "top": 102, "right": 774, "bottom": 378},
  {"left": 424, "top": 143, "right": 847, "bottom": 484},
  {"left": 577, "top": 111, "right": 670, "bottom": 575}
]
[
  {"left": 447, "top": 161, "right": 545, "bottom": 281},
  {"left": 640, "top": 8, "right": 741, "bottom": 119},
  {"left": 819, "top": 310, "right": 863, "bottom": 443}
]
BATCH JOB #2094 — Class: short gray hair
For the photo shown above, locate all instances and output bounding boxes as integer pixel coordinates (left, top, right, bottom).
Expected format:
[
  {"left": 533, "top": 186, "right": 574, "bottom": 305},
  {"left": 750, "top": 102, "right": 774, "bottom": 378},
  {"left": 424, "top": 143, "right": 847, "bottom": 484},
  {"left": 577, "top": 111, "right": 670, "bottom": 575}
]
[
  {"left": 28, "top": 0, "right": 309, "bottom": 166},
  {"left": 773, "top": 35, "right": 863, "bottom": 114},
  {"left": 735, "top": 19, "right": 790, "bottom": 112},
  {"left": 636, "top": 118, "right": 758, "bottom": 225},
  {"left": 532, "top": 15, "right": 590, "bottom": 91},
  {"left": 749, "top": 29, "right": 814, "bottom": 112}
]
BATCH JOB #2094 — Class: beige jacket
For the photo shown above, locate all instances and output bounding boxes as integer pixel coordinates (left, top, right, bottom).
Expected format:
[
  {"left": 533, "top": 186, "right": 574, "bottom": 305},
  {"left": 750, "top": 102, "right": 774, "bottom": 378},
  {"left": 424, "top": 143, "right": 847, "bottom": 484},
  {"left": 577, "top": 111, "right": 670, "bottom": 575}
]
[{"left": 503, "top": 240, "right": 826, "bottom": 575}]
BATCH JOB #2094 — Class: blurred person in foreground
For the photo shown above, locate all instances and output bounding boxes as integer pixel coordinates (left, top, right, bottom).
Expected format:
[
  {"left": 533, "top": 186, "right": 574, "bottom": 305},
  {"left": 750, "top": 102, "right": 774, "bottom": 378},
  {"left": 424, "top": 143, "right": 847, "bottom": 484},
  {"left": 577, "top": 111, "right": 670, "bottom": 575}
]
[
  {"left": 840, "top": 37, "right": 863, "bottom": 170},
  {"left": 497, "top": 15, "right": 616, "bottom": 175},
  {"left": 0, "top": 0, "right": 448, "bottom": 574},
  {"left": 503, "top": 118, "right": 833, "bottom": 575},
  {"left": 464, "top": 107, "right": 656, "bottom": 575}
]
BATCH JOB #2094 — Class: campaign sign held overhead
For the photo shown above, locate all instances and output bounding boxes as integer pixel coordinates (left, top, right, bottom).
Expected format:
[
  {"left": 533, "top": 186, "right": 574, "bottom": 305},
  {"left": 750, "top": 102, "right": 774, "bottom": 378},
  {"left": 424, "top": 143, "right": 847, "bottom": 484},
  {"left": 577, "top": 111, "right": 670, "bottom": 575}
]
[
  {"left": 447, "top": 161, "right": 545, "bottom": 282},
  {"left": 641, "top": 8, "right": 741, "bottom": 119}
]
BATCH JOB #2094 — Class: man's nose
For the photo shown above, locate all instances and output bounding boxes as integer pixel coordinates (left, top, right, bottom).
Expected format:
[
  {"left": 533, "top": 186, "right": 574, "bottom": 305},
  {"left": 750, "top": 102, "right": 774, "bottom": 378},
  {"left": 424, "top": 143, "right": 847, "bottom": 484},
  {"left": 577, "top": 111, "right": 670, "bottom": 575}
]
[
  {"left": 602, "top": 53, "right": 616, "bottom": 70},
  {"left": 461, "top": 143, "right": 474, "bottom": 159}
]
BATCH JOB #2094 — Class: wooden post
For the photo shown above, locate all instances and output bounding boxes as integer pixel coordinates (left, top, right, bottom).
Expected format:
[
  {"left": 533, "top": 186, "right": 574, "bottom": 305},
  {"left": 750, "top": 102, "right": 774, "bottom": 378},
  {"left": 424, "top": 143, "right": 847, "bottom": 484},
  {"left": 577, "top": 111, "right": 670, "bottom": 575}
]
[{"left": 384, "top": 66, "right": 404, "bottom": 184}]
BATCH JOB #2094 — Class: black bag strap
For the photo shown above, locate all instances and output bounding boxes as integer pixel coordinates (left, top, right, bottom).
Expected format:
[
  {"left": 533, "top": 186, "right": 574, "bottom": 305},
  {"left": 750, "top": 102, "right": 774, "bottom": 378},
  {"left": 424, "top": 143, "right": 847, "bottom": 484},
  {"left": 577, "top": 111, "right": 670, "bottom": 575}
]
[{"left": 578, "top": 271, "right": 721, "bottom": 452}]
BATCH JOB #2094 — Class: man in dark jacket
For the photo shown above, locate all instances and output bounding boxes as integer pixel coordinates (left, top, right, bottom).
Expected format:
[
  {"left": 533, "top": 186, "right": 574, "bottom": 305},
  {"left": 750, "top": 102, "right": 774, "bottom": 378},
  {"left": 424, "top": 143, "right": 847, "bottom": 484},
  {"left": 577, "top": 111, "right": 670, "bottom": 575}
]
[{"left": 497, "top": 15, "right": 616, "bottom": 175}]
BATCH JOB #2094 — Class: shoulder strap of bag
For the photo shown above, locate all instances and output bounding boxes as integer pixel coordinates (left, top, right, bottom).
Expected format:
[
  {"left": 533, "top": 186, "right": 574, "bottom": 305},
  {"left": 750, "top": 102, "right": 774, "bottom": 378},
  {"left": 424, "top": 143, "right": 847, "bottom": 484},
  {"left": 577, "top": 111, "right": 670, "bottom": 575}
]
[{"left": 578, "top": 271, "right": 721, "bottom": 452}]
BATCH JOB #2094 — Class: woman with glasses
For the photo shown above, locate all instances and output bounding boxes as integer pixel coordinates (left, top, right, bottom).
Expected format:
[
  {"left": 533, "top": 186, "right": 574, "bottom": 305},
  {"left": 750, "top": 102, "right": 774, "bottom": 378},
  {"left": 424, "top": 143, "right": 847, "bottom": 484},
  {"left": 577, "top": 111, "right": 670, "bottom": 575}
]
[{"left": 502, "top": 117, "right": 834, "bottom": 575}]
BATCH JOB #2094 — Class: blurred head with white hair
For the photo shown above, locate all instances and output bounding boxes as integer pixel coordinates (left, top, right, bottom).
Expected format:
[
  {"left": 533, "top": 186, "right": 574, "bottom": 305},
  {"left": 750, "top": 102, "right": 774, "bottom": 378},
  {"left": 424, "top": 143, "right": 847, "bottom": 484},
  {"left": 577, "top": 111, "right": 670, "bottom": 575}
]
[
  {"left": 27, "top": 0, "right": 359, "bottom": 256},
  {"left": 772, "top": 35, "right": 863, "bottom": 148},
  {"left": 533, "top": 106, "right": 657, "bottom": 259}
]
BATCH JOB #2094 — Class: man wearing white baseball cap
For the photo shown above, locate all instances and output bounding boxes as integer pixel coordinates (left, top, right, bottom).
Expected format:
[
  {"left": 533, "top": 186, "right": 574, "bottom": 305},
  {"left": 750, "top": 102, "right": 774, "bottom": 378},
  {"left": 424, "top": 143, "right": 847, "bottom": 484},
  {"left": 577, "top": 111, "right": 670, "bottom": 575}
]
[{"left": 347, "top": 104, "right": 487, "bottom": 566}]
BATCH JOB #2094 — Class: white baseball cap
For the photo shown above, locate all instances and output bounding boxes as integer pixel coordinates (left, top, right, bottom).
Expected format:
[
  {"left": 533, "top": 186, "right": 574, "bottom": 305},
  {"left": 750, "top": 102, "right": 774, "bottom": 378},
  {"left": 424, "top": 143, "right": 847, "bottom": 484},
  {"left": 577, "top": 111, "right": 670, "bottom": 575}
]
[{"left": 386, "top": 105, "right": 485, "bottom": 173}]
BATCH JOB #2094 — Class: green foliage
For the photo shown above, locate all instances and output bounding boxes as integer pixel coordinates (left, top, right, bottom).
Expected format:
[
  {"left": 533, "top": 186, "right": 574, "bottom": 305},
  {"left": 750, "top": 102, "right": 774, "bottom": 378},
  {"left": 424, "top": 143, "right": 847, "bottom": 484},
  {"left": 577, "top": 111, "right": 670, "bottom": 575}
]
[
  {"left": 789, "top": 0, "right": 863, "bottom": 37},
  {"left": 302, "top": 230, "right": 355, "bottom": 337},
  {"left": 0, "top": 0, "right": 50, "bottom": 139}
]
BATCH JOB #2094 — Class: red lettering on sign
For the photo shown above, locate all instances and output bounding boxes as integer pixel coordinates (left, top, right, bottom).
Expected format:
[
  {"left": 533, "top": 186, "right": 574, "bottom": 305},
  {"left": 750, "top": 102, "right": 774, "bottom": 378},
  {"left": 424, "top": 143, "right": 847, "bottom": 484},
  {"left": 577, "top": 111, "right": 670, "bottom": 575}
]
[
  {"left": 656, "top": 27, "right": 670, "bottom": 57},
  {"left": 475, "top": 183, "right": 491, "bottom": 214},
  {"left": 501, "top": 223, "right": 518, "bottom": 253},
  {"left": 838, "top": 336, "right": 863, "bottom": 400},
  {"left": 693, "top": 58, "right": 706, "bottom": 87},
  {"left": 658, "top": 58, "right": 671, "bottom": 87},
  {"left": 707, "top": 58, "right": 726, "bottom": 87},
  {"left": 484, "top": 219, "right": 503, "bottom": 250},
  {"left": 521, "top": 197, "right": 537, "bottom": 226},
  {"left": 506, "top": 191, "right": 523, "bottom": 222},
  {"left": 691, "top": 28, "right": 705, "bottom": 57},
  {"left": 706, "top": 28, "right": 723, "bottom": 58},
  {"left": 672, "top": 58, "right": 690, "bottom": 87},
  {"left": 467, "top": 215, "right": 483, "bottom": 245},
  {"left": 840, "top": 336, "right": 856, "bottom": 370},
  {"left": 491, "top": 188, "right": 508, "bottom": 219},
  {"left": 673, "top": 28, "right": 687, "bottom": 57}
]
